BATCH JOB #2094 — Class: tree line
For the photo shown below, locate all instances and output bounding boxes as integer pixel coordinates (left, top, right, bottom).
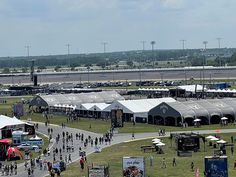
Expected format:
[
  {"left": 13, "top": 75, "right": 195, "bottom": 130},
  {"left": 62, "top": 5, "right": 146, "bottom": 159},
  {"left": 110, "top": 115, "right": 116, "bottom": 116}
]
[{"left": 0, "top": 48, "right": 235, "bottom": 73}]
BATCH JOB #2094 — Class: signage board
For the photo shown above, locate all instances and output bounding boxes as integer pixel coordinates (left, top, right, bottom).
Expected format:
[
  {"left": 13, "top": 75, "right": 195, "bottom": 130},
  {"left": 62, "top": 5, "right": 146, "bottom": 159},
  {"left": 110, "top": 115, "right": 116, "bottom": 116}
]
[
  {"left": 123, "top": 156, "right": 145, "bottom": 177},
  {"left": 204, "top": 156, "right": 228, "bottom": 177}
]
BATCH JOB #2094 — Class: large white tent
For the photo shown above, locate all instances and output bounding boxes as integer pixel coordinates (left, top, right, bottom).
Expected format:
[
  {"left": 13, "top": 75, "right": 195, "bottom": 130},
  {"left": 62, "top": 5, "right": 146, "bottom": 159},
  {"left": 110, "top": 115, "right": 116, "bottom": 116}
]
[
  {"left": 103, "top": 97, "right": 176, "bottom": 122},
  {"left": 0, "top": 115, "right": 34, "bottom": 139}
]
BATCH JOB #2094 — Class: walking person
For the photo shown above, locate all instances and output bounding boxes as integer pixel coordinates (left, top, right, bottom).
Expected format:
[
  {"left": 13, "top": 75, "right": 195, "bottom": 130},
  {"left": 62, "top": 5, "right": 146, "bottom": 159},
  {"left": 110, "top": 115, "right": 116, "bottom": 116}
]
[
  {"left": 68, "top": 153, "right": 72, "bottom": 163},
  {"left": 161, "top": 158, "right": 167, "bottom": 168},
  {"left": 172, "top": 157, "right": 176, "bottom": 167},
  {"left": 79, "top": 157, "right": 85, "bottom": 171},
  {"left": 14, "top": 162, "right": 17, "bottom": 175},
  {"left": 191, "top": 161, "right": 194, "bottom": 172},
  {"left": 132, "top": 132, "right": 135, "bottom": 140},
  {"left": 231, "top": 146, "right": 234, "bottom": 155}
]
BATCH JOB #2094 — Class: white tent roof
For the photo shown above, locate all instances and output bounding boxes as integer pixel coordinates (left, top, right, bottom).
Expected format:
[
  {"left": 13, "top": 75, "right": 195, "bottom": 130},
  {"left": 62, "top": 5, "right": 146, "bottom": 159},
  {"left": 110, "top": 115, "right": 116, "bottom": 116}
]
[
  {"left": 89, "top": 103, "right": 110, "bottom": 111},
  {"left": 103, "top": 97, "right": 176, "bottom": 114},
  {"left": 80, "top": 103, "right": 95, "bottom": 110},
  {"left": 29, "top": 135, "right": 42, "bottom": 140},
  {"left": 0, "top": 115, "right": 27, "bottom": 129},
  {"left": 177, "top": 85, "right": 205, "bottom": 93}
]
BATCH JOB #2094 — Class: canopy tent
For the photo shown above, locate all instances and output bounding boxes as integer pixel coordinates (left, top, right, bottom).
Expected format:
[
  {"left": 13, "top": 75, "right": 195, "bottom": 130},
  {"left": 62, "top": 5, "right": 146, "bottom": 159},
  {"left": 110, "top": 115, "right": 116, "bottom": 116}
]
[
  {"left": 155, "top": 142, "right": 166, "bottom": 146},
  {"left": 7, "top": 147, "right": 23, "bottom": 159},
  {"left": 210, "top": 137, "right": 219, "bottom": 141},
  {"left": 152, "top": 138, "right": 161, "bottom": 142},
  {"left": 177, "top": 85, "right": 205, "bottom": 94},
  {"left": 206, "top": 135, "right": 215, "bottom": 139},
  {"left": 221, "top": 117, "right": 228, "bottom": 120},
  {"left": 217, "top": 140, "right": 227, "bottom": 144},
  {"left": 0, "top": 138, "right": 12, "bottom": 144},
  {"left": 0, "top": 115, "right": 29, "bottom": 130}
]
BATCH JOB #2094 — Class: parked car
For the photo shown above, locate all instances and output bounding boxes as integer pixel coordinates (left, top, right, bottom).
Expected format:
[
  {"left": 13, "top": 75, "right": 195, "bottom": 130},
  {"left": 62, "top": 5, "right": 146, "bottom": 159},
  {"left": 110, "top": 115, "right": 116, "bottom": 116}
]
[{"left": 17, "top": 143, "right": 39, "bottom": 151}]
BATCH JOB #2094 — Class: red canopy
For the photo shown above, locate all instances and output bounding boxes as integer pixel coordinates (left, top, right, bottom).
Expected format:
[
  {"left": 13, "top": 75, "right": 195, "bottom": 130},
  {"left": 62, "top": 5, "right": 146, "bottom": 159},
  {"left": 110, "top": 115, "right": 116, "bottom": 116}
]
[
  {"left": 7, "top": 147, "right": 23, "bottom": 159},
  {"left": 0, "top": 138, "right": 11, "bottom": 144}
]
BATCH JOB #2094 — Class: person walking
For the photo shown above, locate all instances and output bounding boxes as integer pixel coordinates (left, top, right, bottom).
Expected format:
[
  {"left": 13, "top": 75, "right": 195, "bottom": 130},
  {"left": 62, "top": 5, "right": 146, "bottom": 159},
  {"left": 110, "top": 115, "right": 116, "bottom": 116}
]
[
  {"left": 161, "top": 158, "right": 167, "bottom": 168},
  {"left": 68, "top": 153, "right": 72, "bottom": 163},
  {"left": 191, "top": 161, "right": 194, "bottom": 172},
  {"left": 172, "top": 157, "right": 176, "bottom": 167},
  {"left": 80, "top": 157, "right": 85, "bottom": 171},
  {"left": 231, "top": 146, "right": 234, "bottom": 155}
]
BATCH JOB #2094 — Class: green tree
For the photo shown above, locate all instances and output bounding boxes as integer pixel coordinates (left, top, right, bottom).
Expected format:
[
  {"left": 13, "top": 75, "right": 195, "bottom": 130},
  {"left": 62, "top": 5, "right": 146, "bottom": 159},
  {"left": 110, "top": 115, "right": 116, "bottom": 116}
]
[
  {"left": 2, "top": 67, "right": 10, "bottom": 73},
  {"left": 38, "top": 66, "right": 46, "bottom": 72},
  {"left": 54, "top": 65, "right": 61, "bottom": 72},
  {"left": 21, "top": 67, "right": 28, "bottom": 73},
  {"left": 127, "top": 61, "right": 134, "bottom": 68}
]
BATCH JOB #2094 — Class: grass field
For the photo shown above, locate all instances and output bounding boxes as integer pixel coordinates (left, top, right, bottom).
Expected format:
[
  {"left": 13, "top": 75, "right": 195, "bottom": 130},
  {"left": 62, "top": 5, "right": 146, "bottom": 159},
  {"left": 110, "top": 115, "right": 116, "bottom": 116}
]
[
  {"left": 60, "top": 133, "right": 236, "bottom": 177},
  {"left": 21, "top": 112, "right": 236, "bottom": 134}
]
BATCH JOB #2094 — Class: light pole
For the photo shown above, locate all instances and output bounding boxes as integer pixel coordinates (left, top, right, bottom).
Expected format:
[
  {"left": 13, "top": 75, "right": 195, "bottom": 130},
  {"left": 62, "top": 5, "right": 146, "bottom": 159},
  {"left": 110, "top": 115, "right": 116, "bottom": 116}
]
[
  {"left": 25, "top": 45, "right": 34, "bottom": 82},
  {"left": 150, "top": 41, "right": 156, "bottom": 68},
  {"left": 87, "top": 66, "right": 90, "bottom": 85},
  {"left": 216, "top": 38, "right": 222, "bottom": 66},
  {"left": 180, "top": 40, "right": 187, "bottom": 84},
  {"left": 66, "top": 44, "right": 71, "bottom": 67},
  {"left": 141, "top": 41, "right": 146, "bottom": 51},
  {"left": 216, "top": 38, "right": 222, "bottom": 49},
  {"left": 180, "top": 40, "right": 186, "bottom": 50},
  {"left": 25, "top": 45, "right": 30, "bottom": 58},
  {"left": 201, "top": 41, "right": 208, "bottom": 99},
  {"left": 102, "top": 42, "right": 108, "bottom": 53}
]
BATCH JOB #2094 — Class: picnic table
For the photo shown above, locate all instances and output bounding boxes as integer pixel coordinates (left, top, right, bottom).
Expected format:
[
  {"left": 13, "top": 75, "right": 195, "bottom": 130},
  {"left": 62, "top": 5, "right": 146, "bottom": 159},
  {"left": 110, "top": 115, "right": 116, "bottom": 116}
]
[{"left": 140, "top": 145, "right": 156, "bottom": 153}]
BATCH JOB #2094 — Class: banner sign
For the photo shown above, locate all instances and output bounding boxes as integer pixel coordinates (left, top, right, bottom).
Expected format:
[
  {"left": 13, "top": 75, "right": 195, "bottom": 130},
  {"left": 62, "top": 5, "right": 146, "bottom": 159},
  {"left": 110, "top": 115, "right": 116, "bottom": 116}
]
[
  {"left": 123, "top": 156, "right": 145, "bottom": 177},
  {"left": 89, "top": 167, "right": 105, "bottom": 177},
  {"left": 204, "top": 156, "right": 228, "bottom": 177}
]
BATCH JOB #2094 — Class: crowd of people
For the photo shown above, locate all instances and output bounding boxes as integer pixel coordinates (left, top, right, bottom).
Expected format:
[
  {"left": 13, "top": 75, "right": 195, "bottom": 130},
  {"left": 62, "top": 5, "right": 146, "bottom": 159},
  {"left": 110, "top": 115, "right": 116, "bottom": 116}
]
[{"left": 0, "top": 162, "right": 17, "bottom": 176}]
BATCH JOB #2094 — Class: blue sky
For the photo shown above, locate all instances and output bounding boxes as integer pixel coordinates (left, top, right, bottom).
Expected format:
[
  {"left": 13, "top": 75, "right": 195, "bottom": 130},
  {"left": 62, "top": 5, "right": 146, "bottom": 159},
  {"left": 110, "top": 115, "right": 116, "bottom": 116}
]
[{"left": 0, "top": 0, "right": 235, "bottom": 56}]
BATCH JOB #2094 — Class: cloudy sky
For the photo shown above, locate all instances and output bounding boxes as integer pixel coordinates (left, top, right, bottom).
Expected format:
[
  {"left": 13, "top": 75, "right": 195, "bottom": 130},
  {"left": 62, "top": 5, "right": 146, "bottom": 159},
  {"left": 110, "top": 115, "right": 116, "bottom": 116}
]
[{"left": 0, "top": 0, "right": 235, "bottom": 57}]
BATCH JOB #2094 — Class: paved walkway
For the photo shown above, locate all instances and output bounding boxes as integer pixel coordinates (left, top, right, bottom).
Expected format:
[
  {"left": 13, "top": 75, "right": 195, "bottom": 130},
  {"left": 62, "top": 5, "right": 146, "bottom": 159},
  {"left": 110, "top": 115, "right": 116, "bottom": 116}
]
[{"left": 10, "top": 123, "right": 236, "bottom": 177}]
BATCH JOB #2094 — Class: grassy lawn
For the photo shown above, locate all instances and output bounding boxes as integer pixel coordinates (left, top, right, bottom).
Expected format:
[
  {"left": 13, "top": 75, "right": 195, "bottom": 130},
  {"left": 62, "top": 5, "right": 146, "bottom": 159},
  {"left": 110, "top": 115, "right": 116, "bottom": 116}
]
[
  {"left": 61, "top": 133, "right": 236, "bottom": 177},
  {"left": 0, "top": 95, "right": 32, "bottom": 116}
]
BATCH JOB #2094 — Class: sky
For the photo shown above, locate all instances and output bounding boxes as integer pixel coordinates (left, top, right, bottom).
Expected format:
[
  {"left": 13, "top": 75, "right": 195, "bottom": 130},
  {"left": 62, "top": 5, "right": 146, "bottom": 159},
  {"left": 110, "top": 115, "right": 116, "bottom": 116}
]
[{"left": 0, "top": 0, "right": 235, "bottom": 57}]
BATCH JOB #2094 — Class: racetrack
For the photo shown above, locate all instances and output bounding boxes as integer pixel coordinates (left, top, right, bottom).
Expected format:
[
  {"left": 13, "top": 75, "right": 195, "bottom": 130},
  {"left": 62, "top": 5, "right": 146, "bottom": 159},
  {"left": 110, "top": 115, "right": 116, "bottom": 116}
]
[{"left": 1, "top": 67, "right": 236, "bottom": 85}]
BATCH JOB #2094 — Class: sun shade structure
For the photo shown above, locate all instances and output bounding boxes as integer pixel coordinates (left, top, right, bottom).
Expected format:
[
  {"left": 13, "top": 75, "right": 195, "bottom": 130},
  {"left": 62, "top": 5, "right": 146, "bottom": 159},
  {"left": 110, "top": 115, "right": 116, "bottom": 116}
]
[
  {"left": 221, "top": 117, "right": 228, "bottom": 120},
  {"left": 216, "top": 140, "right": 227, "bottom": 144},
  {"left": 210, "top": 137, "right": 219, "bottom": 141},
  {"left": 206, "top": 135, "right": 215, "bottom": 139},
  {"left": 155, "top": 142, "right": 166, "bottom": 146}
]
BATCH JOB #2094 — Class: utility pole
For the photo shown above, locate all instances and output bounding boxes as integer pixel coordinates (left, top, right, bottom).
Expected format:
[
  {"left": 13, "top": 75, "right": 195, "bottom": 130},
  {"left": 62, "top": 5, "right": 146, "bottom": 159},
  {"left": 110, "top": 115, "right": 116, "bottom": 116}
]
[{"left": 66, "top": 44, "right": 71, "bottom": 67}]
